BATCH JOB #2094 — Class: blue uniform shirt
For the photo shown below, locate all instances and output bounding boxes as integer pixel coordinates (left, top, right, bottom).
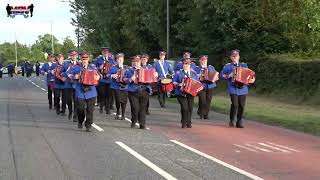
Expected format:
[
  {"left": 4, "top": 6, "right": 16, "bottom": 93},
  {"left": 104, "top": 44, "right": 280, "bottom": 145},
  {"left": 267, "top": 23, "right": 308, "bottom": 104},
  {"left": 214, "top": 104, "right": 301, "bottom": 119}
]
[
  {"left": 174, "top": 61, "right": 196, "bottom": 72},
  {"left": 173, "top": 70, "right": 199, "bottom": 96},
  {"left": 94, "top": 56, "right": 116, "bottom": 84},
  {"left": 194, "top": 65, "right": 217, "bottom": 89},
  {"left": 52, "top": 63, "right": 65, "bottom": 89},
  {"left": 40, "top": 62, "right": 55, "bottom": 85},
  {"left": 70, "top": 64, "right": 98, "bottom": 100},
  {"left": 153, "top": 60, "right": 173, "bottom": 79},
  {"left": 108, "top": 65, "right": 128, "bottom": 90},
  {"left": 125, "top": 67, "right": 151, "bottom": 93},
  {"left": 220, "top": 62, "right": 249, "bottom": 95},
  {"left": 63, "top": 61, "right": 78, "bottom": 89}
]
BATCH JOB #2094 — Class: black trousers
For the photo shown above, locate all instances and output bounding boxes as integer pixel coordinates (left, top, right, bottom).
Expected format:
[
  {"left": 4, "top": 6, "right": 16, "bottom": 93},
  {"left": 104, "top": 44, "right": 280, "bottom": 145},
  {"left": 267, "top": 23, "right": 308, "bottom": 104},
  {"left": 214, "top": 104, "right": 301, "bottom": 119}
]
[
  {"left": 0, "top": 71, "right": 2, "bottom": 78},
  {"left": 98, "top": 83, "right": 113, "bottom": 112},
  {"left": 54, "top": 88, "right": 66, "bottom": 113},
  {"left": 146, "top": 97, "right": 149, "bottom": 113},
  {"left": 36, "top": 71, "right": 39, "bottom": 76},
  {"left": 22, "top": 70, "right": 25, "bottom": 76},
  {"left": 198, "top": 88, "right": 214, "bottom": 117},
  {"left": 47, "top": 85, "right": 54, "bottom": 106},
  {"left": 128, "top": 91, "right": 149, "bottom": 127},
  {"left": 230, "top": 94, "right": 247, "bottom": 125},
  {"left": 8, "top": 71, "right": 13, "bottom": 77},
  {"left": 113, "top": 89, "right": 128, "bottom": 116},
  {"left": 77, "top": 97, "right": 95, "bottom": 128},
  {"left": 157, "top": 82, "right": 166, "bottom": 107},
  {"left": 177, "top": 95, "right": 194, "bottom": 126},
  {"left": 64, "top": 88, "right": 75, "bottom": 115}
]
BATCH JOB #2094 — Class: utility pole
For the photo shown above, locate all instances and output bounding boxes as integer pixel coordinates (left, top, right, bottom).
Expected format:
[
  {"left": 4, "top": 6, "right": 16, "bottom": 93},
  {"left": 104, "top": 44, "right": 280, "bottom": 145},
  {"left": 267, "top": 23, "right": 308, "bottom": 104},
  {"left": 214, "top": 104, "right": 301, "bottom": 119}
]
[
  {"left": 15, "top": 33, "right": 18, "bottom": 68},
  {"left": 51, "top": 20, "right": 54, "bottom": 54}
]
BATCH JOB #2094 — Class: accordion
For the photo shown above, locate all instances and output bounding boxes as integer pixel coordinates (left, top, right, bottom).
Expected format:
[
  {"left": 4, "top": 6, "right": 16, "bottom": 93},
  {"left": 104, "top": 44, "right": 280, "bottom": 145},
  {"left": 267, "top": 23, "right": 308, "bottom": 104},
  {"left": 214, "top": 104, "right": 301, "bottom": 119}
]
[
  {"left": 80, "top": 69, "right": 98, "bottom": 86},
  {"left": 201, "top": 68, "right": 219, "bottom": 83},
  {"left": 232, "top": 67, "right": 255, "bottom": 85},
  {"left": 54, "top": 65, "right": 65, "bottom": 81},
  {"left": 116, "top": 68, "right": 126, "bottom": 83},
  {"left": 134, "top": 68, "right": 158, "bottom": 84},
  {"left": 101, "top": 63, "right": 113, "bottom": 74},
  {"left": 181, "top": 77, "right": 204, "bottom": 97}
]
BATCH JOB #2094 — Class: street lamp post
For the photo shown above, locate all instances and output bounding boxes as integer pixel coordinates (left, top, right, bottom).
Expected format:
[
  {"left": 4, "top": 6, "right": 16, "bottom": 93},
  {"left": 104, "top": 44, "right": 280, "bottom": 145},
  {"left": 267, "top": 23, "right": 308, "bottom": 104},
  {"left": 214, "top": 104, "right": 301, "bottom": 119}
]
[
  {"left": 167, "top": 0, "right": 170, "bottom": 58},
  {"left": 51, "top": 20, "right": 54, "bottom": 54}
]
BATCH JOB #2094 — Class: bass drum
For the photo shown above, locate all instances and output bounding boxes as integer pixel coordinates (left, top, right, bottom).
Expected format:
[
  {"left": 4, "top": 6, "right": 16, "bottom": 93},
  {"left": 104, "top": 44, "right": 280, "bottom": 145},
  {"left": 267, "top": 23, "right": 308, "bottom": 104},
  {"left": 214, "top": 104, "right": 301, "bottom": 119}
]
[{"left": 160, "top": 78, "right": 174, "bottom": 92}]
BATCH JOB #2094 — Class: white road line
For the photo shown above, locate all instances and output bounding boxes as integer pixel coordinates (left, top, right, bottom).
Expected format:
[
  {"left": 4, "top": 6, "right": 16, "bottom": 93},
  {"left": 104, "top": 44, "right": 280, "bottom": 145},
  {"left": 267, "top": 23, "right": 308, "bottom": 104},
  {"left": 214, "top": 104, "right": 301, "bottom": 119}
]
[
  {"left": 171, "top": 140, "right": 264, "bottom": 180},
  {"left": 112, "top": 113, "right": 150, "bottom": 130},
  {"left": 233, "top": 144, "right": 259, "bottom": 152},
  {"left": 258, "top": 143, "right": 291, "bottom": 153},
  {"left": 41, "top": 88, "right": 47, "bottom": 91},
  {"left": 92, "top": 123, "right": 104, "bottom": 132},
  {"left": 35, "top": 85, "right": 40, "bottom": 88},
  {"left": 115, "top": 141, "right": 177, "bottom": 180},
  {"left": 267, "top": 142, "right": 301, "bottom": 152},
  {"left": 245, "top": 144, "right": 272, "bottom": 153}
]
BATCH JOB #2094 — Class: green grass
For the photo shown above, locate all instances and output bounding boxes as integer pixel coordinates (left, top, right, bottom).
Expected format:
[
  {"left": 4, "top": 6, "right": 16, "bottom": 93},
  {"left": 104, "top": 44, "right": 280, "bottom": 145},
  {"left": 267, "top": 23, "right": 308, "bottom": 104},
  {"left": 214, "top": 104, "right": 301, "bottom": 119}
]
[{"left": 211, "top": 94, "right": 320, "bottom": 136}]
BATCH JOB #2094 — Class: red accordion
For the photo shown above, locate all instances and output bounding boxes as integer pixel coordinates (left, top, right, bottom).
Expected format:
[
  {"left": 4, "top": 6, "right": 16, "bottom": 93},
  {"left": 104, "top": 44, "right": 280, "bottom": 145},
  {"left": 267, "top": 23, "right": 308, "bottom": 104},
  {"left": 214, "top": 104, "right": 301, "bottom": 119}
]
[
  {"left": 181, "top": 77, "right": 204, "bottom": 97},
  {"left": 116, "top": 68, "right": 126, "bottom": 83},
  {"left": 133, "top": 68, "right": 157, "bottom": 84},
  {"left": 80, "top": 70, "right": 99, "bottom": 86},
  {"left": 102, "top": 63, "right": 112, "bottom": 74},
  {"left": 232, "top": 67, "right": 255, "bottom": 85},
  {"left": 201, "top": 68, "right": 219, "bottom": 83},
  {"left": 54, "top": 65, "right": 65, "bottom": 81}
]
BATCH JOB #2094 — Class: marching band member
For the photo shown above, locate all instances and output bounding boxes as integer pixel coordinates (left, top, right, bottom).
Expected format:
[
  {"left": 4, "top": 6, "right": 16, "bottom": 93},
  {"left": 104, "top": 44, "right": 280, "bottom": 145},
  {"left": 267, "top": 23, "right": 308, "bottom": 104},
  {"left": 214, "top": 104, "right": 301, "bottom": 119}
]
[
  {"left": 40, "top": 53, "right": 56, "bottom": 109},
  {"left": 220, "top": 49, "right": 255, "bottom": 128},
  {"left": 126, "top": 55, "right": 155, "bottom": 129},
  {"left": 173, "top": 58, "right": 199, "bottom": 128},
  {"left": 174, "top": 52, "right": 196, "bottom": 72},
  {"left": 153, "top": 50, "right": 173, "bottom": 108},
  {"left": 108, "top": 53, "right": 128, "bottom": 120},
  {"left": 52, "top": 54, "right": 67, "bottom": 116},
  {"left": 141, "top": 53, "right": 153, "bottom": 115},
  {"left": 195, "top": 55, "right": 218, "bottom": 120},
  {"left": 94, "top": 47, "right": 116, "bottom": 115},
  {"left": 63, "top": 50, "right": 79, "bottom": 121},
  {"left": 68, "top": 53, "right": 101, "bottom": 132}
]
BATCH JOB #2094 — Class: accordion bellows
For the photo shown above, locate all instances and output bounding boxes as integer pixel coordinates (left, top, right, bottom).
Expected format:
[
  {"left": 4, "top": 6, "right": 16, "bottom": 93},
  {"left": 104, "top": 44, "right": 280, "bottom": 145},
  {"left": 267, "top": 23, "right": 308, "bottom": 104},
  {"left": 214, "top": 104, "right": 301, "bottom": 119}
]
[
  {"left": 134, "top": 69, "right": 158, "bottom": 84},
  {"left": 54, "top": 65, "right": 65, "bottom": 81},
  {"left": 232, "top": 67, "right": 255, "bottom": 85},
  {"left": 80, "top": 70, "right": 98, "bottom": 86},
  {"left": 181, "top": 77, "right": 204, "bottom": 96}
]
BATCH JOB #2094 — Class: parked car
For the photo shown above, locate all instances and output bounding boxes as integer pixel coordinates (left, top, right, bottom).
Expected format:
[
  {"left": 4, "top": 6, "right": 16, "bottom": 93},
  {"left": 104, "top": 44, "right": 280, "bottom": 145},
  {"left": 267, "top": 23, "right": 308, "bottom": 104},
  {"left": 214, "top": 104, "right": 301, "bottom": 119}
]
[
  {"left": 1, "top": 67, "right": 8, "bottom": 74},
  {"left": 16, "top": 66, "right": 22, "bottom": 74}
]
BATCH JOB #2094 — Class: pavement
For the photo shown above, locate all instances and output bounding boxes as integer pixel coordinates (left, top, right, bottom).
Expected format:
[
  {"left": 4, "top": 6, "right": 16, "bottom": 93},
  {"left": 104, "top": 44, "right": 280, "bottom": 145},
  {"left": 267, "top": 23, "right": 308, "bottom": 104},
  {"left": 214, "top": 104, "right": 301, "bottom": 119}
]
[{"left": 0, "top": 75, "right": 319, "bottom": 180}]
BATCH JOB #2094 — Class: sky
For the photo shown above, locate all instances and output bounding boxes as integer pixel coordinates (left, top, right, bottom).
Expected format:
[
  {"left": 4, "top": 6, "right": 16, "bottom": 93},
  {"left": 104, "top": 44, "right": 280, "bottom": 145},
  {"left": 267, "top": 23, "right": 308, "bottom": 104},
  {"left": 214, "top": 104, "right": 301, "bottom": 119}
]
[{"left": 0, "top": 0, "right": 76, "bottom": 45}]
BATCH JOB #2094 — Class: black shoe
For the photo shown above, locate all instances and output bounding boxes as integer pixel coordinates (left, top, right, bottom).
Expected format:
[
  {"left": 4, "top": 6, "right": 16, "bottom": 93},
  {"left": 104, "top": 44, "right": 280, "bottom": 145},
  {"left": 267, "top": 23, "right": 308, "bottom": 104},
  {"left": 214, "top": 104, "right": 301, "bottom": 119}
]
[
  {"left": 106, "top": 110, "right": 111, "bottom": 115},
  {"left": 160, "top": 104, "right": 166, "bottom": 108},
  {"left": 110, "top": 106, "right": 114, "bottom": 110},
  {"left": 181, "top": 124, "right": 186, "bottom": 128},
  {"left": 139, "top": 125, "right": 146, "bottom": 129},
  {"left": 99, "top": 109, "right": 103, "bottom": 114},
  {"left": 204, "top": 115, "right": 208, "bottom": 120},
  {"left": 68, "top": 114, "right": 72, "bottom": 120},
  {"left": 115, "top": 114, "right": 120, "bottom": 120},
  {"left": 86, "top": 127, "right": 92, "bottom": 132},
  {"left": 49, "top": 105, "right": 52, "bottom": 109},
  {"left": 199, "top": 115, "right": 203, "bottom": 120},
  {"left": 187, "top": 124, "right": 192, "bottom": 128},
  {"left": 56, "top": 110, "right": 60, "bottom": 115},
  {"left": 60, "top": 112, "right": 66, "bottom": 116},
  {"left": 121, "top": 115, "right": 125, "bottom": 120},
  {"left": 146, "top": 111, "right": 150, "bottom": 115},
  {"left": 229, "top": 121, "right": 234, "bottom": 127},
  {"left": 78, "top": 123, "right": 82, "bottom": 129},
  {"left": 130, "top": 123, "right": 135, "bottom": 128},
  {"left": 236, "top": 124, "right": 244, "bottom": 128}
]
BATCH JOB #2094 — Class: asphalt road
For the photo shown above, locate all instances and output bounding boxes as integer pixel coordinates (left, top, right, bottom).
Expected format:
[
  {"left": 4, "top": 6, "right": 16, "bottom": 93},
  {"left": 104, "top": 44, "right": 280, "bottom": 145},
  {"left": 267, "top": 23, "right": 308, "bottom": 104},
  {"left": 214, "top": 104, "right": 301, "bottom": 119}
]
[{"left": 0, "top": 75, "right": 319, "bottom": 180}]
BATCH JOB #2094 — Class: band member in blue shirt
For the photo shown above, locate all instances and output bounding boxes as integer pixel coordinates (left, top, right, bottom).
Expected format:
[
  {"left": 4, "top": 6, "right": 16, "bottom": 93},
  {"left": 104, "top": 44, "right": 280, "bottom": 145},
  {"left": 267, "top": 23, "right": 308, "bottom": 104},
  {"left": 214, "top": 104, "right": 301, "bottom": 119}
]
[
  {"left": 40, "top": 54, "right": 56, "bottom": 109},
  {"left": 68, "top": 53, "right": 101, "bottom": 132},
  {"left": 141, "top": 53, "right": 154, "bottom": 115},
  {"left": 194, "top": 55, "right": 218, "bottom": 120},
  {"left": 153, "top": 50, "right": 174, "bottom": 108},
  {"left": 174, "top": 52, "right": 196, "bottom": 72},
  {"left": 108, "top": 53, "right": 128, "bottom": 120},
  {"left": 52, "top": 54, "right": 66, "bottom": 116},
  {"left": 173, "top": 58, "right": 200, "bottom": 128},
  {"left": 220, "top": 49, "right": 255, "bottom": 128}
]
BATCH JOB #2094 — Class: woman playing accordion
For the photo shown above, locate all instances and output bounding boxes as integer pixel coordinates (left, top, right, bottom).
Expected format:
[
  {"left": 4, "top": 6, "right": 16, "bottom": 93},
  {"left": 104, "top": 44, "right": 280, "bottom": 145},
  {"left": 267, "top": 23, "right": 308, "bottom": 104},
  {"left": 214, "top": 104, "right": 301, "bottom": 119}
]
[
  {"left": 108, "top": 53, "right": 129, "bottom": 120},
  {"left": 173, "top": 58, "right": 203, "bottom": 128},
  {"left": 195, "top": 55, "right": 219, "bottom": 120}
]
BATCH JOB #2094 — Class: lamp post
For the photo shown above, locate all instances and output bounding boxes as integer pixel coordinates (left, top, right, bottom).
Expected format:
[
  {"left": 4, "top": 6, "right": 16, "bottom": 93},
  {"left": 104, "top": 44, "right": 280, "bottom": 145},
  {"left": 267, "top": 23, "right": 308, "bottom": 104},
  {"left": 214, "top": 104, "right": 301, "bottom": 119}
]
[{"left": 167, "top": 0, "right": 170, "bottom": 58}]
